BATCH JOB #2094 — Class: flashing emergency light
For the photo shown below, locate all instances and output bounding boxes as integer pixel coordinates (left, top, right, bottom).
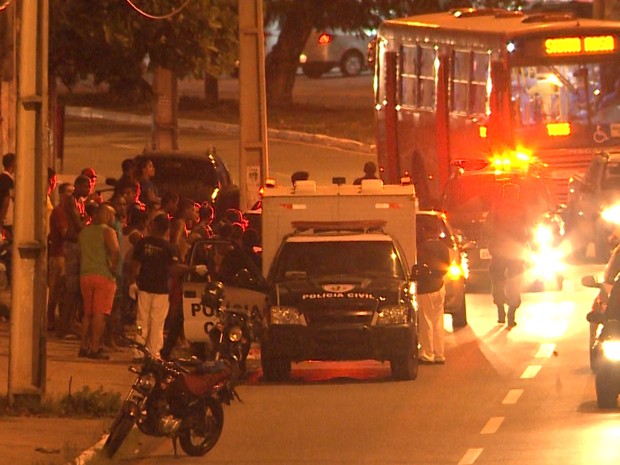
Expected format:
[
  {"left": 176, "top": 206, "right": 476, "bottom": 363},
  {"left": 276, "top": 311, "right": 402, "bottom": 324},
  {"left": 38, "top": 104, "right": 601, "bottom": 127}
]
[
  {"left": 479, "top": 125, "right": 488, "bottom": 138},
  {"left": 547, "top": 122, "right": 571, "bottom": 137},
  {"left": 490, "top": 147, "right": 534, "bottom": 173}
]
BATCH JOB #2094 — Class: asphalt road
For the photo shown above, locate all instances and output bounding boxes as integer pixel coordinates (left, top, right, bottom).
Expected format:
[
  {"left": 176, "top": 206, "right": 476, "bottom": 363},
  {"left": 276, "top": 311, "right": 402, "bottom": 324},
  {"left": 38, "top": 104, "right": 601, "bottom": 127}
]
[
  {"left": 97, "top": 262, "right": 618, "bottom": 465},
  {"left": 62, "top": 117, "right": 376, "bottom": 196}
]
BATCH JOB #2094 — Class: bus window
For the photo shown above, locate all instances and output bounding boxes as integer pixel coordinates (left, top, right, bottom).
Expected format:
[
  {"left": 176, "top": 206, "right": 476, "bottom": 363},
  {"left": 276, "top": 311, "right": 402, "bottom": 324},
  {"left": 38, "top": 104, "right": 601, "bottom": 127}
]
[
  {"left": 511, "top": 63, "right": 603, "bottom": 125},
  {"left": 453, "top": 50, "right": 470, "bottom": 114},
  {"left": 420, "top": 46, "right": 436, "bottom": 109},
  {"left": 401, "top": 44, "right": 418, "bottom": 107},
  {"left": 471, "top": 52, "right": 489, "bottom": 115}
]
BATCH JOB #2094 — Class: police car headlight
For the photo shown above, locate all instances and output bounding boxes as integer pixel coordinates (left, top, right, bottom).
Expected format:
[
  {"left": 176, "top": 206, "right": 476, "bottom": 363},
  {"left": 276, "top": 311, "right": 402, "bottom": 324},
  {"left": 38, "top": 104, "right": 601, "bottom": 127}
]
[
  {"left": 376, "top": 306, "right": 408, "bottom": 325},
  {"left": 270, "top": 306, "right": 307, "bottom": 325},
  {"left": 602, "top": 340, "right": 620, "bottom": 362},
  {"left": 445, "top": 261, "right": 464, "bottom": 281}
]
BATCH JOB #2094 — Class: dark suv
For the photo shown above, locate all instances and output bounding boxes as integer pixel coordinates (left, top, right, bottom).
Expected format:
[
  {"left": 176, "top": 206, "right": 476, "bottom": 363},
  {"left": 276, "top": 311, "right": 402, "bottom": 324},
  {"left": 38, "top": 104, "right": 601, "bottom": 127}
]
[
  {"left": 566, "top": 151, "right": 620, "bottom": 262},
  {"left": 138, "top": 149, "right": 239, "bottom": 219},
  {"left": 442, "top": 167, "right": 564, "bottom": 287}
]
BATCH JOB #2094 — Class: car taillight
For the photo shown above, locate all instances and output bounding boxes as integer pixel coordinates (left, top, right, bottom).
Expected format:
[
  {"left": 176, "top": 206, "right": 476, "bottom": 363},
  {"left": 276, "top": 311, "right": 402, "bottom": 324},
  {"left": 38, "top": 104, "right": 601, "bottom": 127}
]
[{"left": 317, "top": 33, "right": 332, "bottom": 45}]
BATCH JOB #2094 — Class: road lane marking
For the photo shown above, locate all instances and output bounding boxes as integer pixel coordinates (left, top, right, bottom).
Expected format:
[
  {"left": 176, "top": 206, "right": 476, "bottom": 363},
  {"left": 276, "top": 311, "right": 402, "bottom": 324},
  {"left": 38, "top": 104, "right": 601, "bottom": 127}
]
[
  {"left": 458, "top": 448, "right": 483, "bottom": 465},
  {"left": 480, "top": 417, "right": 504, "bottom": 434},
  {"left": 535, "top": 343, "right": 556, "bottom": 359},
  {"left": 520, "top": 365, "right": 542, "bottom": 379},
  {"left": 502, "top": 389, "right": 523, "bottom": 404}
]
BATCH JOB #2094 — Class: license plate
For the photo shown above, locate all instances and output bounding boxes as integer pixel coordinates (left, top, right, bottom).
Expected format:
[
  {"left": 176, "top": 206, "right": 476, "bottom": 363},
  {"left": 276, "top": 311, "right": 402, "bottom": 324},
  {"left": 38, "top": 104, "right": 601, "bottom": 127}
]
[{"left": 480, "top": 248, "right": 491, "bottom": 260}]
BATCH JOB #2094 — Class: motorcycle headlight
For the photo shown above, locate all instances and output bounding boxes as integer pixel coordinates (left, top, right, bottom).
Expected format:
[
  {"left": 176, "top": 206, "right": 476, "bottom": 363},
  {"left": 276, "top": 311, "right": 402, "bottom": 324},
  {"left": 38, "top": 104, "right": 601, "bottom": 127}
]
[
  {"left": 376, "top": 306, "right": 408, "bottom": 325},
  {"left": 137, "top": 373, "right": 156, "bottom": 392},
  {"left": 602, "top": 340, "right": 620, "bottom": 362},
  {"left": 270, "top": 306, "right": 307, "bottom": 325},
  {"left": 228, "top": 325, "right": 244, "bottom": 342}
]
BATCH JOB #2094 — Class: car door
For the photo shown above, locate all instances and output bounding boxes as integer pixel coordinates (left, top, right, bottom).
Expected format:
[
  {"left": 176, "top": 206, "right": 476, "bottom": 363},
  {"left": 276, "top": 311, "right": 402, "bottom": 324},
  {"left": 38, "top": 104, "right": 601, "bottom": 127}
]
[{"left": 182, "top": 238, "right": 267, "bottom": 342}]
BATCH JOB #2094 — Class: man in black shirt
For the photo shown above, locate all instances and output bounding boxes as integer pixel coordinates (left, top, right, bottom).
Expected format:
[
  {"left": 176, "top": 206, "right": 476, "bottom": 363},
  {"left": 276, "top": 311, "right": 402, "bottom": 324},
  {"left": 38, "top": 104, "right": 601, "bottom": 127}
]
[{"left": 416, "top": 223, "right": 450, "bottom": 364}]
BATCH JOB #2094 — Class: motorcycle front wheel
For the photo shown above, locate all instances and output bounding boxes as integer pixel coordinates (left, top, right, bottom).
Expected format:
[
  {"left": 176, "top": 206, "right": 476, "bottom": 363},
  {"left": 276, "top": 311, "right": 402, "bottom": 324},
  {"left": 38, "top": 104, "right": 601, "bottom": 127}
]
[
  {"left": 179, "top": 396, "right": 224, "bottom": 456},
  {"left": 104, "top": 402, "right": 136, "bottom": 457}
]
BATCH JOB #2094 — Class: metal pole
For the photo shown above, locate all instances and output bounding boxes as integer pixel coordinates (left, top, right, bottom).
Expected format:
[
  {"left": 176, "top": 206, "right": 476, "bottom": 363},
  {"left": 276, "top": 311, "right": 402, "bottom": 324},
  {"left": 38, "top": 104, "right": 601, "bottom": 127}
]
[
  {"left": 238, "top": 0, "right": 268, "bottom": 211},
  {"left": 8, "top": 0, "right": 49, "bottom": 403}
]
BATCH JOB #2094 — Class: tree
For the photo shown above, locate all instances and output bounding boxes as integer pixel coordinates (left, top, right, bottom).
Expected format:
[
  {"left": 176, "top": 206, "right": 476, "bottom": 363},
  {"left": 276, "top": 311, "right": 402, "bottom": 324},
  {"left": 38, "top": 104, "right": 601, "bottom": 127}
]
[
  {"left": 49, "top": 0, "right": 238, "bottom": 150},
  {"left": 263, "top": 0, "right": 443, "bottom": 108}
]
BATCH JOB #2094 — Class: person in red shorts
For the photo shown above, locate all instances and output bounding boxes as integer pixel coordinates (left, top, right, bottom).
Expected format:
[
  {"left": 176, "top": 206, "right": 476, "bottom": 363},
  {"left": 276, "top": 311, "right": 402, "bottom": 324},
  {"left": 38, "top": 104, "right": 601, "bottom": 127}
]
[{"left": 78, "top": 204, "right": 120, "bottom": 359}]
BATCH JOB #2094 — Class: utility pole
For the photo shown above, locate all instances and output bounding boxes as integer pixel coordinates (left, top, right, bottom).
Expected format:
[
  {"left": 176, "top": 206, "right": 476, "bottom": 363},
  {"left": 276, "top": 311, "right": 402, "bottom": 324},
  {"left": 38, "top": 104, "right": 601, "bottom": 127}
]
[
  {"left": 238, "top": 0, "right": 268, "bottom": 211},
  {"left": 8, "top": 0, "right": 49, "bottom": 403}
]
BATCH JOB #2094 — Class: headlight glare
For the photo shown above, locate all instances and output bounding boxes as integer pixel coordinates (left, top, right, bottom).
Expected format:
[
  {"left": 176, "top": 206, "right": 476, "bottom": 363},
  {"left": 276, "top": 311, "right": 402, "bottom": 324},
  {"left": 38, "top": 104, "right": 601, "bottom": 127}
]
[
  {"left": 601, "top": 204, "right": 620, "bottom": 224},
  {"left": 602, "top": 340, "right": 620, "bottom": 361},
  {"left": 376, "top": 306, "right": 408, "bottom": 325},
  {"left": 271, "top": 306, "right": 307, "bottom": 325}
]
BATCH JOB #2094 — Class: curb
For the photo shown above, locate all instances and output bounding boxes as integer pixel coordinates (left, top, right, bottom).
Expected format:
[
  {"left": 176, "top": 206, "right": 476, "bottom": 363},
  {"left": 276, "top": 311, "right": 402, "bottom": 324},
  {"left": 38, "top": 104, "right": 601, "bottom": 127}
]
[
  {"left": 66, "top": 106, "right": 376, "bottom": 154},
  {"left": 69, "top": 434, "right": 108, "bottom": 465}
]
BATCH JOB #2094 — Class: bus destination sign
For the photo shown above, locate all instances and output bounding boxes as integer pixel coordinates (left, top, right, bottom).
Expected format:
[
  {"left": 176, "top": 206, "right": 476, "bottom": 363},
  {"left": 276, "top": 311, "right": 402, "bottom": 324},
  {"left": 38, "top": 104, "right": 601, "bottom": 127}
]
[{"left": 545, "top": 35, "right": 615, "bottom": 55}]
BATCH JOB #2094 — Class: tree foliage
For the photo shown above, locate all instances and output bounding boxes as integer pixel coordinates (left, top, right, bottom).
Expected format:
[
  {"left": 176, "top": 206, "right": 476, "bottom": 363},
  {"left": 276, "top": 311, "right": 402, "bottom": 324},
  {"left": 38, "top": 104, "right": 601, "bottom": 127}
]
[
  {"left": 263, "top": 0, "right": 446, "bottom": 107},
  {"left": 50, "top": 0, "right": 238, "bottom": 100}
]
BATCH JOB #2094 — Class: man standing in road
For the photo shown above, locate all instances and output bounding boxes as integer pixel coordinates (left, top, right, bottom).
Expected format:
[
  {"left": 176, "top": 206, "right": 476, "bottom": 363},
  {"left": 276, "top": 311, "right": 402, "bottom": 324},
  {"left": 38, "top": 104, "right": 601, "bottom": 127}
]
[
  {"left": 417, "top": 223, "right": 450, "bottom": 365},
  {"left": 486, "top": 183, "right": 530, "bottom": 328}
]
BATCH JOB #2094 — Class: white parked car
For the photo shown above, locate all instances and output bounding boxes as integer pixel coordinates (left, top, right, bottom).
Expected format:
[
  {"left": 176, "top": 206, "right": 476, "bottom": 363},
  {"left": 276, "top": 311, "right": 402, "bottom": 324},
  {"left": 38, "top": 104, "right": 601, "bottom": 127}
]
[{"left": 263, "top": 23, "right": 372, "bottom": 78}]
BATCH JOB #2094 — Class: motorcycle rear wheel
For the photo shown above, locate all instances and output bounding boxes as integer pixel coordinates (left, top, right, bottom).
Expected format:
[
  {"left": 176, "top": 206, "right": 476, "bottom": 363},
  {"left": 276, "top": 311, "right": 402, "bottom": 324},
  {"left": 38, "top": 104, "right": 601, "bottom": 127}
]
[
  {"left": 104, "top": 404, "right": 135, "bottom": 457},
  {"left": 179, "top": 397, "right": 224, "bottom": 456}
]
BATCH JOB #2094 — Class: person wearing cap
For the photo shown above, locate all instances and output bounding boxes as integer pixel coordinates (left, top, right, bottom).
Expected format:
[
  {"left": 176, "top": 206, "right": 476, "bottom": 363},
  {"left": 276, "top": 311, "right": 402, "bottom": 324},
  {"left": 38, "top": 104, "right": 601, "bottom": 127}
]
[
  {"left": 81, "top": 167, "right": 103, "bottom": 205},
  {"left": 353, "top": 161, "right": 379, "bottom": 185}
]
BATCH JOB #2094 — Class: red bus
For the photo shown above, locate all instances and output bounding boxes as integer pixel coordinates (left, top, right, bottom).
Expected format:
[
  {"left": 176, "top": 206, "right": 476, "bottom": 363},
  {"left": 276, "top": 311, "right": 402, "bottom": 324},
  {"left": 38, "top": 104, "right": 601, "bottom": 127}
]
[{"left": 373, "top": 8, "right": 620, "bottom": 208}]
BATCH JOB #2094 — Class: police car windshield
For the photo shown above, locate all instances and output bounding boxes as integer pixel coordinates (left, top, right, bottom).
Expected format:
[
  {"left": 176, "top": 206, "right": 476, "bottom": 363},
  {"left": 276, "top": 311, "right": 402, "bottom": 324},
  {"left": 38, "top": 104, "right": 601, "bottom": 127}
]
[{"left": 273, "top": 241, "right": 405, "bottom": 281}]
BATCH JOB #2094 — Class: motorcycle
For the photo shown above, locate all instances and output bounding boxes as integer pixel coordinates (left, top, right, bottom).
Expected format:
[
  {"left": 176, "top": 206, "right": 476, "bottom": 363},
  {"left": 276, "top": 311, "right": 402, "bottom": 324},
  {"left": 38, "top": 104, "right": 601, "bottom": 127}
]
[
  {"left": 583, "top": 275, "right": 620, "bottom": 408},
  {"left": 103, "top": 334, "right": 240, "bottom": 458},
  {"left": 202, "top": 281, "right": 263, "bottom": 374}
]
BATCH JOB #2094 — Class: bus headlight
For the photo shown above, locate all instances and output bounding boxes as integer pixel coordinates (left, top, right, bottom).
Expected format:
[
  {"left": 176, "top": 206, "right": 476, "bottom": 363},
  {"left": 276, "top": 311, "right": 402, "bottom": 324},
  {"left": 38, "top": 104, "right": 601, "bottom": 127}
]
[
  {"left": 602, "top": 340, "right": 620, "bottom": 362},
  {"left": 270, "top": 306, "right": 307, "bottom": 325},
  {"left": 376, "top": 306, "right": 408, "bottom": 325}
]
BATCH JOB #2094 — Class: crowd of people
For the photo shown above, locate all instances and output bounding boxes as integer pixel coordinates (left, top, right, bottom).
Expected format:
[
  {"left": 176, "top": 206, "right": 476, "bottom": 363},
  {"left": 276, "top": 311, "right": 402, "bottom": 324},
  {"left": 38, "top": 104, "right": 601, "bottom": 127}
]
[{"left": 41, "top": 156, "right": 260, "bottom": 361}]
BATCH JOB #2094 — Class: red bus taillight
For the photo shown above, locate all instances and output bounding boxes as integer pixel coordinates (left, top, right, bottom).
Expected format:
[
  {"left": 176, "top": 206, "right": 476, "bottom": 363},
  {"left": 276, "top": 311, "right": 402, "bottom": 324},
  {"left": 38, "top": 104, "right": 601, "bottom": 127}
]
[{"left": 317, "top": 33, "right": 332, "bottom": 45}]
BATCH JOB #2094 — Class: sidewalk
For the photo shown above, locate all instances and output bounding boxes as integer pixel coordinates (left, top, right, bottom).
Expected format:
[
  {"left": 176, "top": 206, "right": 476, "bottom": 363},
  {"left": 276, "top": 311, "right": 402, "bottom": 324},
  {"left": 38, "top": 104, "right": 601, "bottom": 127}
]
[{"left": 0, "top": 285, "right": 138, "bottom": 465}]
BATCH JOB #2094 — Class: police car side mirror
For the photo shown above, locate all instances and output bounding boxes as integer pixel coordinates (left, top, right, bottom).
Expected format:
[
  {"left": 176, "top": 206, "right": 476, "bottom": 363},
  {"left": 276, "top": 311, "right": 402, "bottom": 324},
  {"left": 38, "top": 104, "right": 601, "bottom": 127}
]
[{"left": 581, "top": 275, "right": 599, "bottom": 289}]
